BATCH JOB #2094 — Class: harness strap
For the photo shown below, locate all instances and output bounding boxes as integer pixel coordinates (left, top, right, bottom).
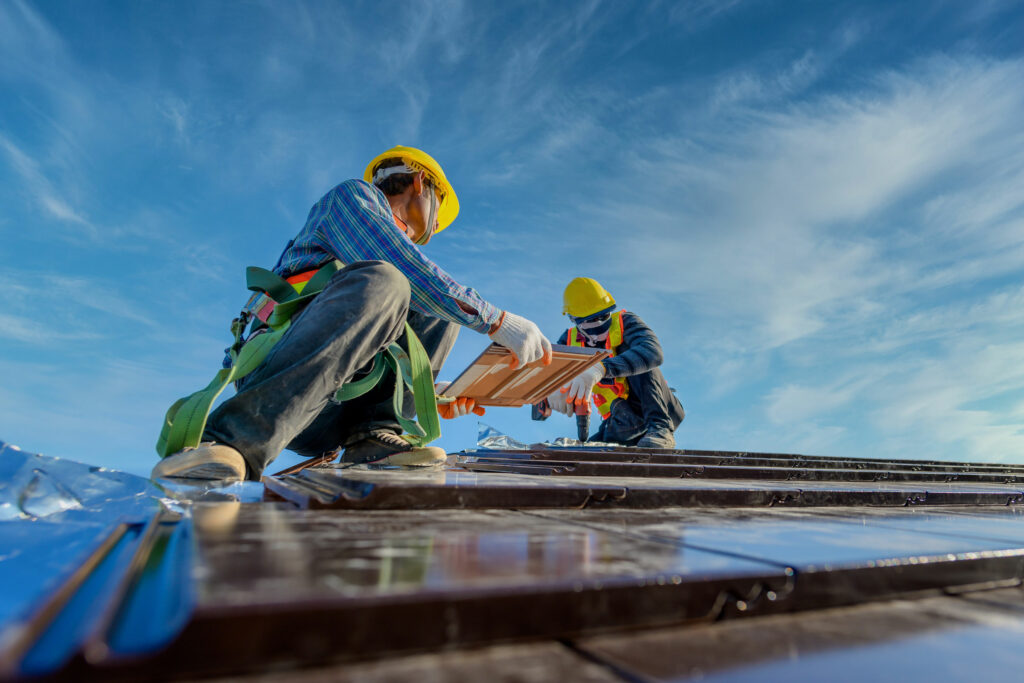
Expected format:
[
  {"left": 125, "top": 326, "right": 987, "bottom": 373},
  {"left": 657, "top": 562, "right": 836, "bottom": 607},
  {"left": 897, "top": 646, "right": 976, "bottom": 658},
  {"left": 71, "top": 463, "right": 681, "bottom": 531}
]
[
  {"left": 333, "top": 352, "right": 387, "bottom": 402},
  {"left": 156, "top": 319, "right": 292, "bottom": 459},
  {"left": 245, "top": 266, "right": 299, "bottom": 302},
  {"left": 394, "top": 325, "right": 441, "bottom": 446},
  {"left": 156, "top": 260, "right": 440, "bottom": 459}
]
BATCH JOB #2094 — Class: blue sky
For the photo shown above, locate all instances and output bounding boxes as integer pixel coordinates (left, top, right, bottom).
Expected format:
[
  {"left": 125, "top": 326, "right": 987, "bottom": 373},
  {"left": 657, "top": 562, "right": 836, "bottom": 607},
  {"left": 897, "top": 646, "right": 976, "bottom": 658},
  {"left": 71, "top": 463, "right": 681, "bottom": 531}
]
[{"left": 2, "top": 0, "right": 1024, "bottom": 477}]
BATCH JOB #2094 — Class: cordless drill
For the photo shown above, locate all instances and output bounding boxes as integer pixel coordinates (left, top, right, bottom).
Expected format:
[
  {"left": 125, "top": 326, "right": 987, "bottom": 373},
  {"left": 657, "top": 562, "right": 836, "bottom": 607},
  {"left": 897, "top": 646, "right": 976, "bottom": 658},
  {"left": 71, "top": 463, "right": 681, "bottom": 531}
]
[
  {"left": 575, "top": 401, "right": 590, "bottom": 443},
  {"left": 532, "top": 397, "right": 591, "bottom": 443}
]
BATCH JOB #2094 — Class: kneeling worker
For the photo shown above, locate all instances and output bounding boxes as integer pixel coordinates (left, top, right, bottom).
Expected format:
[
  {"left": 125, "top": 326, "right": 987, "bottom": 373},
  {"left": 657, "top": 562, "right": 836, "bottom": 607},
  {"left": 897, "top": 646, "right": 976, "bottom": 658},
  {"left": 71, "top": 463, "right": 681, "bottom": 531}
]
[
  {"left": 153, "top": 146, "right": 550, "bottom": 481},
  {"left": 538, "top": 277, "right": 684, "bottom": 448}
]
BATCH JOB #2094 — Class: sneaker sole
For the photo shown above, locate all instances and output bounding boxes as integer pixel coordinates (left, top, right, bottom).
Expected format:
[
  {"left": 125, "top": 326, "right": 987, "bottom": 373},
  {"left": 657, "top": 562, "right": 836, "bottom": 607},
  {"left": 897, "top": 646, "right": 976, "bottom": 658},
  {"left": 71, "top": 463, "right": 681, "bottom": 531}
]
[
  {"left": 152, "top": 462, "right": 244, "bottom": 481},
  {"left": 374, "top": 448, "right": 447, "bottom": 467}
]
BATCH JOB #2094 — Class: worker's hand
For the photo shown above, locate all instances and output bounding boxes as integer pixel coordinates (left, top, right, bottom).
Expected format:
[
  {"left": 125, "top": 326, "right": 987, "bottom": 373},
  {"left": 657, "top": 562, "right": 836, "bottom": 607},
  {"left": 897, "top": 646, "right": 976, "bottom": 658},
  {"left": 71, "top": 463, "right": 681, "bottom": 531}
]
[
  {"left": 488, "top": 311, "right": 553, "bottom": 369},
  {"left": 533, "top": 399, "right": 552, "bottom": 419},
  {"left": 435, "top": 382, "right": 485, "bottom": 419},
  {"left": 439, "top": 397, "right": 485, "bottom": 419},
  {"left": 547, "top": 388, "right": 574, "bottom": 417},
  {"left": 563, "top": 363, "right": 605, "bottom": 408}
]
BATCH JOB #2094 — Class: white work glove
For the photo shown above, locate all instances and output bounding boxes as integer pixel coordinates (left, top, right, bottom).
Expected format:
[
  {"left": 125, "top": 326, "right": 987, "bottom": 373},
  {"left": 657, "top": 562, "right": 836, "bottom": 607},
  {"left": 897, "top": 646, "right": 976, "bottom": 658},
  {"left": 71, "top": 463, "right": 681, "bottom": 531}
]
[
  {"left": 547, "top": 388, "right": 574, "bottom": 417},
  {"left": 488, "top": 311, "right": 553, "bottom": 369},
  {"left": 563, "top": 363, "right": 605, "bottom": 407}
]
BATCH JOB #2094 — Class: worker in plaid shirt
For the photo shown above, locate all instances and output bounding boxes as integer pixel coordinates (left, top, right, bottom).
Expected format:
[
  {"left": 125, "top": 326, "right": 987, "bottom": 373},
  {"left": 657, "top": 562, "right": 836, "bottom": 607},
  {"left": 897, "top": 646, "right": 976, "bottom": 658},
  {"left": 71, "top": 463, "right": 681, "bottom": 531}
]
[{"left": 153, "top": 146, "right": 551, "bottom": 481}]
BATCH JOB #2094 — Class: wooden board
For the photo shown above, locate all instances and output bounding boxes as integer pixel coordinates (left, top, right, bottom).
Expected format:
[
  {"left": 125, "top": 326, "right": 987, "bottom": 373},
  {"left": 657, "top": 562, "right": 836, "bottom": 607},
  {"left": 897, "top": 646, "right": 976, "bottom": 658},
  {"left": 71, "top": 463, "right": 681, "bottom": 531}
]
[{"left": 440, "top": 343, "right": 610, "bottom": 407}]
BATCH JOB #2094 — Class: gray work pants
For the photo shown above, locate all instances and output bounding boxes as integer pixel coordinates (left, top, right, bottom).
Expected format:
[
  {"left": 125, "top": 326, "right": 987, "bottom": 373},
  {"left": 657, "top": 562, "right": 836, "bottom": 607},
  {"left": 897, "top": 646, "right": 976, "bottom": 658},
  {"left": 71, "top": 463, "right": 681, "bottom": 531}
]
[
  {"left": 204, "top": 260, "right": 459, "bottom": 479},
  {"left": 593, "top": 367, "right": 685, "bottom": 445}
]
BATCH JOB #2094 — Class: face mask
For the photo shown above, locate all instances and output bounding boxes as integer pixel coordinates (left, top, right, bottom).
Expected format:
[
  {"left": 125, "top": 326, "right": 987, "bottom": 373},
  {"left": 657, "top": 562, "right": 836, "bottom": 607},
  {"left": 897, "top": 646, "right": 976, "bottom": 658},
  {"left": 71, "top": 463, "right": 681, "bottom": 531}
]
[{"left": 577, "top": 314, "right": 613, "bottom": 344}]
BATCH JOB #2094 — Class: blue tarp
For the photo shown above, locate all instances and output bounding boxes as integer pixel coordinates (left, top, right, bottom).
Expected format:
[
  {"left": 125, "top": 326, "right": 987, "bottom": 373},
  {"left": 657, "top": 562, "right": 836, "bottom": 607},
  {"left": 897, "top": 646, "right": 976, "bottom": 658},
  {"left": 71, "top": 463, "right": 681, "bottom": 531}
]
[{"left": 0, "top": 440, "right": 260, "bottom": 675}]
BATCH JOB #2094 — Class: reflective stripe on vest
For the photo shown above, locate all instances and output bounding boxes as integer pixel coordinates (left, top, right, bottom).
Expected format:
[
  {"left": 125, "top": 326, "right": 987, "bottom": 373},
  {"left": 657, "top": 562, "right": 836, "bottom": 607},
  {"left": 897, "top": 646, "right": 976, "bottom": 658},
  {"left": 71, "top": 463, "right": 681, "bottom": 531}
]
[{"left": 566, "top": 310, "right": 629, "bottom": 420}]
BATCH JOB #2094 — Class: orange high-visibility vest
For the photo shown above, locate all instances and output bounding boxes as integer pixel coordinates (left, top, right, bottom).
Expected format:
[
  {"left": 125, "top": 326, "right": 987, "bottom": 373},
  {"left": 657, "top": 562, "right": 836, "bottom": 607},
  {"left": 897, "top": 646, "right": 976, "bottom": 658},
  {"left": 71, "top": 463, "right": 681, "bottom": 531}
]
[{"left": 566, "top": 311, "right": 629, "bottom": 419}]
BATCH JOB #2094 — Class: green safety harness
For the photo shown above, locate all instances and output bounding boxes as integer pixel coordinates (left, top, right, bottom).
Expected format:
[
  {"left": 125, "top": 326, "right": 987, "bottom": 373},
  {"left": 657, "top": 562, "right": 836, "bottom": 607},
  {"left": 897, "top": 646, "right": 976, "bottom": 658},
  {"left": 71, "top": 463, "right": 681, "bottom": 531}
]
[{"left": 156, "top": 260, "right": 441, "bottom": 458}]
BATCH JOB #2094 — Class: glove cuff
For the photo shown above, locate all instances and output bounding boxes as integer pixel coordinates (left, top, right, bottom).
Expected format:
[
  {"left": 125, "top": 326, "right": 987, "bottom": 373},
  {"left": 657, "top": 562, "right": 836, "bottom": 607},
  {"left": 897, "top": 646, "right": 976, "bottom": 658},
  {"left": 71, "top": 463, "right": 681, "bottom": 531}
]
[{"left": 488, "top": 311, "right": 507, "bottom": 336}]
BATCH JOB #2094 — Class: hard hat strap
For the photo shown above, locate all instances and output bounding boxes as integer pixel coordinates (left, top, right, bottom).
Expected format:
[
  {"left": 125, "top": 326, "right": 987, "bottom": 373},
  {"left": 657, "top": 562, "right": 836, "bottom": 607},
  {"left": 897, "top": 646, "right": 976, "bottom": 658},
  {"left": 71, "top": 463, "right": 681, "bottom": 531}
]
[{"left": 418, "top": 188, "right": 439, "bottom": 244}]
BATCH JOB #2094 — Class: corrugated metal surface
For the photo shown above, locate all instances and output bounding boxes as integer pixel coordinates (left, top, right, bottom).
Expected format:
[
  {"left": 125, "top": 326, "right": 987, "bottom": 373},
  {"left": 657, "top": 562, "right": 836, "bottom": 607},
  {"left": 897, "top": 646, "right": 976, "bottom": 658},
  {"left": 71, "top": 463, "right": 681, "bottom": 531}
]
[{"left": 9, "top": 446, "right": 1024, "bottom": 680}]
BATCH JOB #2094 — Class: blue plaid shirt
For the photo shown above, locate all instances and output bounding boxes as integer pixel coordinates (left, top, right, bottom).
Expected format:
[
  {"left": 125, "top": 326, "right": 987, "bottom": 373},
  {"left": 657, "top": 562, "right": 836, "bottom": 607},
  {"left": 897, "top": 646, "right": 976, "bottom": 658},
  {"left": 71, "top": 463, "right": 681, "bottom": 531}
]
[{"left": 274, "top": 179, "right": 501, "bottom": 334}]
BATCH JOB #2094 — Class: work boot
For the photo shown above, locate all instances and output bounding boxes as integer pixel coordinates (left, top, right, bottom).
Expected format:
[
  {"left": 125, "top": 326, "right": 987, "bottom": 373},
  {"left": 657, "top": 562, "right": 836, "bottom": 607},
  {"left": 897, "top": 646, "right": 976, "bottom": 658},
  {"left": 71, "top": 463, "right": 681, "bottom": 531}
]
[
  {"left": 341, "top": 431, "right": 446, "bottom": 466},
  {"left": 635, "top": 427, "right": 676, "bottom": 450},
  {"left": 151, "top": 442, "right": 248, "bottom": 481}
]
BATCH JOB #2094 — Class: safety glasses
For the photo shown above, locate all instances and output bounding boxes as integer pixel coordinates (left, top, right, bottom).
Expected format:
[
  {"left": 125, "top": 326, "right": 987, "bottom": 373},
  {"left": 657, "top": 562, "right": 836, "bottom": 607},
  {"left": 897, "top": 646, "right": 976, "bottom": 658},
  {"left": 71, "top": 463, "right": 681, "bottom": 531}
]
[{"left": 570, "top": 312, "right": 612, "bottom": 326}]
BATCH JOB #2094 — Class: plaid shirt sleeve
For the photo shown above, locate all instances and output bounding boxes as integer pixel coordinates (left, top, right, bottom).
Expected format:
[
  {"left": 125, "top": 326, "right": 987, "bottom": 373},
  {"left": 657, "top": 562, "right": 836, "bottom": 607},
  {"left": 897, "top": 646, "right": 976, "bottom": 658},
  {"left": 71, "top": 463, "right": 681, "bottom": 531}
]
[{"left": 280, "top": 180, "right": 502, "bottom": 334}]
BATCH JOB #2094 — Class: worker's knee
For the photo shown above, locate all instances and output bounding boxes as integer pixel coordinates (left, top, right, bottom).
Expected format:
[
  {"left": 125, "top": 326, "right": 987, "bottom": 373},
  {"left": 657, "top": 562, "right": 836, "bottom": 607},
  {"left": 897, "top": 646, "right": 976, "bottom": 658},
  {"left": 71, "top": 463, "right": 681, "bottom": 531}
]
[{"left": 345, "top": 260, "right": 411, "bottom": 306}]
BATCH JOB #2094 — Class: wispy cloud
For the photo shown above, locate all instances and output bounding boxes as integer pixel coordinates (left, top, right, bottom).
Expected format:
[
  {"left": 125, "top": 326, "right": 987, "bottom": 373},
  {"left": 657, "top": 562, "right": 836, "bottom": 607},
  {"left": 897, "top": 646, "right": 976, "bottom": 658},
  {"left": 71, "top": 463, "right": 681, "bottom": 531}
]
[
  {"left": 707, "top": 20, "right": 867, "bottom": 113},
  {"left": 0, "top": 0, "right": 65, "bottom": 80},
  {"left": 590, "top": 55, "right": 1024, "bottom": 347},
  {"left": 0, "top": 271, "right": 158, "bottom": 346},
  {"left": 666, "top": 0, "right": 745, "bottom": 27},
  {"left": 867, "top": 340, "right": 1024, "bottom": 462},
  {"left": 0, "top": 133, "right": 95, "bottom": 236},
  {"left": 0, "top": 354, "right": 200, "bottom": 475},
  {"left": 159, "top": 98, "right": 190, "bottom": 146},
  {"left": 0, "top": 313, "right": 98, "bottom": 344}
]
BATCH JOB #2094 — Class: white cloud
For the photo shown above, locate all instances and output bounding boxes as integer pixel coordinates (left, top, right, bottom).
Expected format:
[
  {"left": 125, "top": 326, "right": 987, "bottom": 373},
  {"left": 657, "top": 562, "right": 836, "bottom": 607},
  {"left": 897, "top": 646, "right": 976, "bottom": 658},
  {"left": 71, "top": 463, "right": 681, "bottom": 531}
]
[
  {"left": 0, "top": 355, "right": 202, "bottom": 475},
  {"left": 666, "top": 0, "right": 744, "bottom": 27},
  {"left": 711, "top": 51, "right": 824, "bottom": 111},
  {"left": 856, "top": 284, "right": 1024, "bottom": 354},
  {"left": 0, "top": 133, "right": 95, "bottom": 234},
  {"left": 160, "top": 98, "right": 190, "bottom": 144},
  {"left": 708, "top": 18, "right": 867, "bottom": 113},
  {"left": 0, "top": 271, "right": 159, "bottom": 347},
  {"left": 766, "top": 381, "right": 858, "bottom": 426},
  {"left": 592, "top": 55, "right": 1024, "bottom": 352},
  {"left": 0, "top": 313, "right": 89, "bottom": 344},
  {"left": 0, "top": 0, "right": 65, "bottom": 79},
  {"left": 864, "top": 341, "right": 1024, "bottom": 462},
  {"left": 754, "top": 291, "right": 1024, "bottom": 463}
]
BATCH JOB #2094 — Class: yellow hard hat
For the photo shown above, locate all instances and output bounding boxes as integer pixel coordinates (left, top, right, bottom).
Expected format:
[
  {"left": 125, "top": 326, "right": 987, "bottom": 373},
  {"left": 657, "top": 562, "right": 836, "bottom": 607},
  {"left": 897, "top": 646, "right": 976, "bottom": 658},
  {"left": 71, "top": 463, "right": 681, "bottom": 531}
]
[
  {"left": 364, "top": 146, "right": 460, "bottom": 233},
  {"left": 563, "top": 277, "right": 616, "bottom": 318}
]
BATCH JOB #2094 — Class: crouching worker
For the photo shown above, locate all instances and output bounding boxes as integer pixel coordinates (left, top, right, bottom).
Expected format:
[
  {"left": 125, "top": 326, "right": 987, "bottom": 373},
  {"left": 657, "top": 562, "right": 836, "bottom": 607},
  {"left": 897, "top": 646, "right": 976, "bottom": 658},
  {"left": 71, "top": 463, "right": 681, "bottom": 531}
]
[
  {"left": 153, "top": 146, "right": 551, "bottom": 482},
  {"left": 535, "top": 277, "right": 684, "bottom": 449}
]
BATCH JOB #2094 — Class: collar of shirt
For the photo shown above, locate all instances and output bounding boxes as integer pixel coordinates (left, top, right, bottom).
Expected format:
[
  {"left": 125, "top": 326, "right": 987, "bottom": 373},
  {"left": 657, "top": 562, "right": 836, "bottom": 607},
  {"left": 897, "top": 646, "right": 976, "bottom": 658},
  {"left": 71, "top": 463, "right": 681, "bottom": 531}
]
[{"left": 392, "top": 213, "right": 413, "bottom": 240}]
